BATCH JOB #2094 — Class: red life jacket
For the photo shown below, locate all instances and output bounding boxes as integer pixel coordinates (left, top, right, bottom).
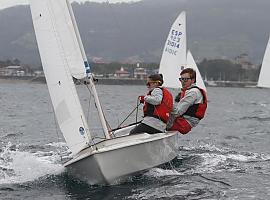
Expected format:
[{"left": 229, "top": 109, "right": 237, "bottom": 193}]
[
  {"left": 177, "top": 86, "right": 207, "bottom": 119},
  {"left": 169, "top": 86, "right": 207, "bottom": 134},
  {"left": 143, "top": 87, "right": 173, "bottom": 123}
]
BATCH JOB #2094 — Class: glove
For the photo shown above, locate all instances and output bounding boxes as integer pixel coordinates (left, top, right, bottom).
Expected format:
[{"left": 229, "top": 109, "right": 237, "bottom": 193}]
[
  {"left": 175, "top": 93, "right": 181, "bottom": 102},
  {"left": 139, "top": 95, "right": 145, "bottom": 103}
]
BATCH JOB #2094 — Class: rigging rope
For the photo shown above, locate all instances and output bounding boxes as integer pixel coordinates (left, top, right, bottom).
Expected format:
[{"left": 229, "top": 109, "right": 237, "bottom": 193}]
[
  {"left": 78, "top": 78, "right": 143, "bottom": 138},
  {"left": 115, "top": 98, "right": 141, "bottom": 130},
  {"left": 76, "top": 77, "right": 112, "bottom": 140},
  {"left": 51, "top": 102, "right": 63, "bottom": 162},
  {"left": 135, "top": 97, "right": 140, "bottom": 123}
]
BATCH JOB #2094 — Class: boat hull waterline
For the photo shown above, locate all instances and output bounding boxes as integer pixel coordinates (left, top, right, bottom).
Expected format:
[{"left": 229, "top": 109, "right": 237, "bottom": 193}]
[{"left": 64, "top": 132, "right": 179, "bottom": 185}]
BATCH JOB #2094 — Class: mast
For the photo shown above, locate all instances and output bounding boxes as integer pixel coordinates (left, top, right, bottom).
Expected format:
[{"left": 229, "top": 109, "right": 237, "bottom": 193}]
[
  {"left": 66, "top": 0, "right": 111, "bottom": 139},
  {"left": 184, "top": 11, "right": 187, "bottom": 69}
]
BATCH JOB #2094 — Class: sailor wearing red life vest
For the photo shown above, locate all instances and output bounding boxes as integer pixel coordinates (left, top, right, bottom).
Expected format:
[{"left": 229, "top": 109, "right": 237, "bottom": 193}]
[
  {"left": 166, "top": 68, "right": 207, "bottom": 134},
  {"left": 130, "top": 74, "right": 173, "bottom": 135}
]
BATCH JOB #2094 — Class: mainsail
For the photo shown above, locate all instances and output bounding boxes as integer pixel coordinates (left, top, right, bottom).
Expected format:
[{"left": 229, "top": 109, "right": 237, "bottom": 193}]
[
  {"left": 257, "top": 36, "right": 270, "bottom": 88},
  {"left": 30, "top": 0, "right": 93, "bottom": 154}
]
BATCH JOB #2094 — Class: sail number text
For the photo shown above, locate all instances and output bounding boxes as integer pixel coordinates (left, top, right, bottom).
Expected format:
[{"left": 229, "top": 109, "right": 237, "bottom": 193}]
[{"left": 164, "top": 29, "right": 183, "bottom": 55}]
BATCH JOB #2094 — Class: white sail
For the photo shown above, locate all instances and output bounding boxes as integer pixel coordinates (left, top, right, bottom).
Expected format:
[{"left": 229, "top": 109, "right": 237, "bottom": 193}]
[
  {"left": 187, "top": 50, "right": 207, "bottom": 91},
  {"left": 159, "top": 11, "right": 206, "bottom": 91},
  {"left": 257, "top": 36, "right": 270, "bottom": 88},
  {"left": 35, "top": 0, "right": 87, "bottom": 79},
  {"left": 65, "top": 0, "right": 110, "bottom": 138},
  {"left": 30, "top": 0, "right": 92, "bottom": 154},
  {"left": 159, "top": 12, "right": 187, "bottom": 88}
]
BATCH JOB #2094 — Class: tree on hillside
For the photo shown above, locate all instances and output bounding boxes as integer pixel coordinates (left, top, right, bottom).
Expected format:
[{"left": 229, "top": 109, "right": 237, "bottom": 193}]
[{"left": 198, "top": 59, "right": 259, "bottom": 81}]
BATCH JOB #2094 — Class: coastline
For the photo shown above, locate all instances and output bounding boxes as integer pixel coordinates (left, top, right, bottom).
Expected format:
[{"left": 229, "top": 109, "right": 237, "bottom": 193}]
[
  {"left": 0, "top": 76, "right": 147, "bottom": 85},
  {"left": 0, "top": 75, "right": 257, "bottom": 87},
  {"left": 0, "top": 76, "right": 146, "bottom": 85},
  {"left": 0, "top": 75, "right": 46, "bottom": 84}
]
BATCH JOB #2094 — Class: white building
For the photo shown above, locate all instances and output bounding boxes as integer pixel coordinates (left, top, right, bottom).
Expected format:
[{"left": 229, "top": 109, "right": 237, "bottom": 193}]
[
  {"left": 0, "top": 66, "right": 24, "bottom": 76},
  {"left": 115, "top": 67, "right": 130, "bottom": 78},
  {"left": 134, "top": 67, "right": 147, "bottom": 79}
]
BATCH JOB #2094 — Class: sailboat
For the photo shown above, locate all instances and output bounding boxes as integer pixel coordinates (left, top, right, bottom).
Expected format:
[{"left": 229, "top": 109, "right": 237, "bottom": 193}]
[
  {"left": 159, "top": 11, "right": 206, "bottom": 91},
  {"left": 29, "top": 0, "right": 179, "bottom": 185},
  {"left": 187, "top": 50, "right": 206, "bottom": 91},
  {"left": 257, "top": 36, "right": 270, "bottom": 88}
]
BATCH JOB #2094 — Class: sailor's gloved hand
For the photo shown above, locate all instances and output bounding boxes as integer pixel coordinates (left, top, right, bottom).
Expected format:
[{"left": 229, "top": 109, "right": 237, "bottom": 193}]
[
  {"left": 175, "top": 93, "right": 181, "bottom": 102},
  {"left": 166, "top": 123, "right": 173, "bottom": 130},
  {"left": 139, "top": 95, "right": 145, "bottom": 103},
  {"left": 166, "top": 116, "right": 174, "bottom": 130}
]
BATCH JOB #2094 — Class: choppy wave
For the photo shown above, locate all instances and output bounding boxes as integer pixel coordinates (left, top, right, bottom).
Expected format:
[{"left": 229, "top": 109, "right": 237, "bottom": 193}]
[
  {"left": 231, "top": 101, "right": 270, "bottom": 107},
  {"left": 142, "top": 144, "right": 270, "bottom": 179},
  {"left": 128, "top": 143, "right": 270, "bottom": 200},
  {"left": 0, "top": 142, "right": 66, "bottom": 184},
  {"left": 240, "top": 115, "right": 270, "bottom": 121},
  {"left": 180, "top": 144, "right": 270, "bottom": 172}
]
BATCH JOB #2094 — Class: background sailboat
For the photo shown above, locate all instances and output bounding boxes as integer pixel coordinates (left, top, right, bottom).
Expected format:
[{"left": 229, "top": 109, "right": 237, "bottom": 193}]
[
  {"left": 159, "top": 12, "right": 186, "bottom": 89},
  {"left": 159, "top": 11, "right": 206, "bottom": 91},
  {"left": 257, "top": 36, "right": 270, "bottom": 88},
  {"left": 30, "top": 0, "right": 179, "bottom": 185},
  {"left": 187, "top": 50, "right": 207, "bottom": 91}
]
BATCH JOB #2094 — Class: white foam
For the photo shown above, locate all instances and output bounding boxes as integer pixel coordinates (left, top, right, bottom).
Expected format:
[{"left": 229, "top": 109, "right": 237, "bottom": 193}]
[
  {"left": 0, "top": 148, "right": 64, "bottom": 184},
  {"left": 45, "top": 142, "right": 68, "bottom": 148},
  {"left": 182, "top": 143, "right": 229, "bottom": 153},
  {"left": 259, "top": 103, "right": 268, "bottom": 107},
  {"left": 193, "top": 151, "right": 270, "bottom": 174},
  {"left": 145, "top": 167, "right": 183, "bottom": 178}
]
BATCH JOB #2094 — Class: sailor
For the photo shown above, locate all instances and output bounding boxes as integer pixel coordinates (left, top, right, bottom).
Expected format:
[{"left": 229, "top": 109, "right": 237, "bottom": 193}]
[
  {"left": 166, "top": 68, "right": 207, "bottom": 134},
  {"left": 130, "top": 74, "right": 173, "bottom": 135}
]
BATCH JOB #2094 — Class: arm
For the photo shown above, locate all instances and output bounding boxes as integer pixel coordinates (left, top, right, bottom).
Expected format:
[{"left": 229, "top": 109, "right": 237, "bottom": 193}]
[
  {"left": 166, "top": 104, "right": 177, "bottom": 129},
  {"left": 144, "top": 88, "right": 163, "bottom": 105}
]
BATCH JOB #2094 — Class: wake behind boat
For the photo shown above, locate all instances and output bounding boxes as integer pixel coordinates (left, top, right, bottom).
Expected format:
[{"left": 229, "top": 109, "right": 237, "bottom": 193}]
[{"left": 29, "top": 0, "right": 179, "bottom": 185}]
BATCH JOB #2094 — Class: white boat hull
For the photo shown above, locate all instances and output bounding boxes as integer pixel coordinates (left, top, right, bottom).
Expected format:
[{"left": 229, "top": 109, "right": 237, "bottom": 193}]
[{"left": 64, "top": 132, "right": 179, "bottom": 185}]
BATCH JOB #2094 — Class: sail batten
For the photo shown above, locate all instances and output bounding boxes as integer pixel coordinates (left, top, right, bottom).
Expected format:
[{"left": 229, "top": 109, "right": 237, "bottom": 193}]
[
  {"left": 257, "top": 36, "right": 270, "bottom": 88},
  {"left": 30, "top": 0, "right": 92, "bottom": 155}
]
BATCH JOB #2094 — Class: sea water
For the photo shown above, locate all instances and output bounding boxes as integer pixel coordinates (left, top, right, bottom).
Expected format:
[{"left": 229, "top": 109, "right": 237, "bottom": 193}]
[{"left": 0, "top": 81, "right": 270, "bottom": 199}]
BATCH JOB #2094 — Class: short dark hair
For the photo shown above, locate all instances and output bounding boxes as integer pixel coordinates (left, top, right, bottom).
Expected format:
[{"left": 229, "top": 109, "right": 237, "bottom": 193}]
[
  {"left": 148, "top": 74, "right": 164, "bottom": 86},
  {"left": 180, "top": 68, "right": 196, "bottom": 83}
]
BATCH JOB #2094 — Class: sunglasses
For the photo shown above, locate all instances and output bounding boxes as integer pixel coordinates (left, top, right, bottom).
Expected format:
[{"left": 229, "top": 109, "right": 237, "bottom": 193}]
[
  {"left": 146, "top": 81, "right": 160, "bottom": 86},
  {"left": 179, "top": 77, "right": 192, "bottom": 82}
]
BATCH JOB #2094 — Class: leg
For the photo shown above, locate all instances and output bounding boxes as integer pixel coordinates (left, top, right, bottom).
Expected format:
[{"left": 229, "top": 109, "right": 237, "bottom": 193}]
[
  {"left": 169, "top": 117, "right": 192, "bottom": 134},
  {"left": 130, "top": 123, "right": 161, "bottom": 135}
]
